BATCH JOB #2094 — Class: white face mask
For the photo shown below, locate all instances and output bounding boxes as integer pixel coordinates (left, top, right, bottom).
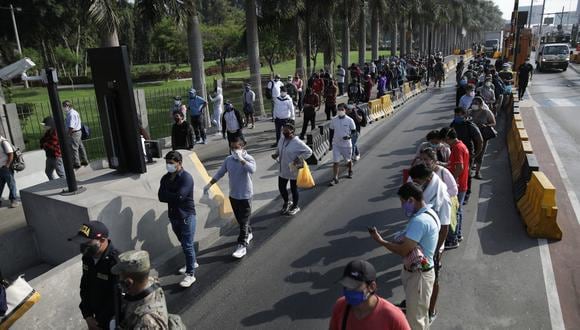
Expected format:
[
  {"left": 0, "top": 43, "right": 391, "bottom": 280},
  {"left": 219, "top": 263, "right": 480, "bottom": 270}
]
[
  {"left": 280, "top": 92, "right": 287, "bottom": 97},
  {"left": 472, "top": 105, "right": 480, "bottom": 110},
  {"left": 166, "top": 163, "right": 177, "bottom": 173},
  {"left": 337, "top": 110, "right": 346, "bottom": 117},
  {"left": 485, "top": 82, "right": 492, "bottom": 87}
]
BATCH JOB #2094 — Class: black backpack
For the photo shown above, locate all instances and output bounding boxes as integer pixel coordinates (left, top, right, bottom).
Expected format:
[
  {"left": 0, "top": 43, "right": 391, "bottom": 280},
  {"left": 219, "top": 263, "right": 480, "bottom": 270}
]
[
  {"left": 1, "top": 139, "right": 25, "bottom": 172},
  {"left": 81, "top": 124, "right": 91, "bottom": 140}
]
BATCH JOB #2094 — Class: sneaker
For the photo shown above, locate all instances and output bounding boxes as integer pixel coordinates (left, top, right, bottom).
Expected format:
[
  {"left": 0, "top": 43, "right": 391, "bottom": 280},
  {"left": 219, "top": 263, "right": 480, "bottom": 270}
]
[
  {"left": 280, "top": 202, "right": 293, "bottom": 215},
  {"left": 246, "top": 232, "right": 254, "bottom": 244},
  {"left": 347, "top": 171, "right": 353, "bottom": 179},
  {"left": 232, "top": 244, "right": 247, "bottom": 259},
  {"left": 354, "top": 155, "right": 360, "bottom": 161},
  {"left": 200, "top": 140, "right": 207, "bottom": 145},
  {"left": 9, "top": 200, "right": 19, "bottom": 208},
  {"left": 329, "top": 178, "right": 339, "bottom": 186},
  {"left": 271, "top": 143, "right": 278, "bottom": 148},
  {"left": 287, "top": 206, "right": 300, "bottom": 216},
  {"left": 178, "top": 262, "right": 199, "bottom": 275},
  {"left": 474, "top": 172, "right": 483, "bottom": 180},
  {"left": 458, "top": 235, "right": 464, "bottom": 242},
  {"left": 444, "top": 241, "right": 459, "bottom": 250},
  {"left": 81, "top": 161, "right": 89, "bottom": 166},
  {"left": 195, "top": 139, "right": 202, "bottom": 144},
  {"left": 429, "top": 311, "right": 438, "bottom": 324},
  {"left": 179, "top": 274, "right": 196, "bottom": 288}
]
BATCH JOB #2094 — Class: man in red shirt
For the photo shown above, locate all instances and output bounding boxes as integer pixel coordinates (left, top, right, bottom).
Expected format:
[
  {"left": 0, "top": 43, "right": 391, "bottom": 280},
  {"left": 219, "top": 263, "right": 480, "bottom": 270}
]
[
  {"left": 40, "top": 116, "right": 65, "bottom": 180},
  {"left": 329, "top": 260, "right": 410, "bottom": 330},
  {"left": 445, "top": 128, "right": 470, "bottom": 249}
]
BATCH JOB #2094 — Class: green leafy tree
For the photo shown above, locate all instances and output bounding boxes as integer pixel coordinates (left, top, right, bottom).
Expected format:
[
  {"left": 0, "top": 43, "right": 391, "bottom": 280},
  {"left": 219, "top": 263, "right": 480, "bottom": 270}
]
[
  {"left": 151, "top": 18, "right": 188, "bottom": 65},
  {"left": 202, "top": 8, "right": 244, "bottom": 79}
]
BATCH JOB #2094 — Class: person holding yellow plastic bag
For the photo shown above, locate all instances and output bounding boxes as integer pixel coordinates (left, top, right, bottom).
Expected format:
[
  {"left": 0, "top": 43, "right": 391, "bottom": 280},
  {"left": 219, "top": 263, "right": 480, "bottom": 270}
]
[
  {"left": 297, "top": 162, "right": 315, "bottom": 189},
  {"left": 272, "top": 123, "right": 313, "bottom": 216}
]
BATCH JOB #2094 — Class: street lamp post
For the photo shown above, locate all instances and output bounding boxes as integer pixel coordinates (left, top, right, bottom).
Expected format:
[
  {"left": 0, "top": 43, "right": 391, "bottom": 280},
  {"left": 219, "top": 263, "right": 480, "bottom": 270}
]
[{"left": 2, "top": 4, "right": 29, "bottom": 88}]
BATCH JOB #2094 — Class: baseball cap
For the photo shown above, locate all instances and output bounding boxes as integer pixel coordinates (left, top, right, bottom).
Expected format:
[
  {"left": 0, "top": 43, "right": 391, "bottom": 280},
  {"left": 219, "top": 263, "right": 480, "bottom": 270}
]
[
  {"left": 339, "top": 260, "right": 377, "bottom": 289},
  {"left": 68, "top": 221, "right": 109, "bottom": 243},
  {"left": 111, "top": 250, "right": 151, "bottom": 275},
  {"left": 41, "top": 116, "right": 55, "bottom": 128}
]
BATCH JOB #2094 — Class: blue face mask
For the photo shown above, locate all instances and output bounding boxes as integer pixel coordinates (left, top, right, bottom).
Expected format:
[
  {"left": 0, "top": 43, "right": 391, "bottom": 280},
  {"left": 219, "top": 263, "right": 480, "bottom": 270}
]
[
  {"left": 402, "top": 200, "right": 415, "bottom": 217},
  {"left": 343, "top": 288, "right": 367, "bottom": 306},
  {"left": 453, "top": 116, "right": 465, "bottom": 124}
]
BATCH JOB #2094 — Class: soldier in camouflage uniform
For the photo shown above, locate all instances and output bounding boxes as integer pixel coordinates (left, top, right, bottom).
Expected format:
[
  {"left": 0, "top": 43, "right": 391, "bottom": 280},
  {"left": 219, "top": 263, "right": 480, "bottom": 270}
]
[{"left": 112, "top": 250, "right": 169, "bottom": 329}]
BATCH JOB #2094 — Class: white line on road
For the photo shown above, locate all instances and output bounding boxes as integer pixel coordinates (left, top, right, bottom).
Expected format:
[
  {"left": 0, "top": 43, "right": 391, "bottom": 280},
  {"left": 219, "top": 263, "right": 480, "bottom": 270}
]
[
  {"left": 463, "top": 185, "right": 491, "bottom": 261},
  {"left": 538, "top": 238, "right": 565, "bottom": 330}
]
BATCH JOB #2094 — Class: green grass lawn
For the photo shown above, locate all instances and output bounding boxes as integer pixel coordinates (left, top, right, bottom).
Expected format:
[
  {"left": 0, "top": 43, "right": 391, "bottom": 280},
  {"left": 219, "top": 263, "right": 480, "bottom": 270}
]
[{"left": 10, "top": 50, "right": 391, "bottom": 159}]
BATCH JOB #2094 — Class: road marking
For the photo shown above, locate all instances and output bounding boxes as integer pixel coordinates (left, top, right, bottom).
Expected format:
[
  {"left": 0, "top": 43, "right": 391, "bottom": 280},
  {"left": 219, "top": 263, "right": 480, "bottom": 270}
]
[
  {"left": 463, "top": 185, "right": 490, "bottom": 261},
  {"left": 548, "top": 98, "right": 576, "bottom": 107},
  {"left": 538, "top": 238, "right": 565, "bottom": 330}
]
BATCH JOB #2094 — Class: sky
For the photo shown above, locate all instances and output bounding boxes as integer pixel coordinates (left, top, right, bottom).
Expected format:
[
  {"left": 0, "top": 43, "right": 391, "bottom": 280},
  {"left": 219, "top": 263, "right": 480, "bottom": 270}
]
[{"left": 492, "top": 0, "right": 578, "bottom": 19}]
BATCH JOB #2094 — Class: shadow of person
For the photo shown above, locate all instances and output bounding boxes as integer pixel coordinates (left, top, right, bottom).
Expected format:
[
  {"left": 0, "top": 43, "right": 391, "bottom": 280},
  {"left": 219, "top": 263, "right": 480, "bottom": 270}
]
[
  {"left": 97, "top": 196, "right": 137, "bottom": 252},
  {"left": 136, "top": 209, "right": 176, "bottom": 258}
]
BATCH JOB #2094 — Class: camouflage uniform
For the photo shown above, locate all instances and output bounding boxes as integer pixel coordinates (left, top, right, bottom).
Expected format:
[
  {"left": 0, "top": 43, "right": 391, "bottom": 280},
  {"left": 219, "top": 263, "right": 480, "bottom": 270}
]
[{"left": 121, "top": 278, "right": 169, "bottom": 330}]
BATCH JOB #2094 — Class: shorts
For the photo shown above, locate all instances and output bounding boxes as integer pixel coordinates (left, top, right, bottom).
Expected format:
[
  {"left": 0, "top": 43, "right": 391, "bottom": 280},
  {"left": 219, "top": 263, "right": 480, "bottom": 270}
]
[
  {"left": 243, "top": 104, "right": 254, "bottom": 114},
  {"left": 333, "top": 146, "right": 352, "bottom": 163}
]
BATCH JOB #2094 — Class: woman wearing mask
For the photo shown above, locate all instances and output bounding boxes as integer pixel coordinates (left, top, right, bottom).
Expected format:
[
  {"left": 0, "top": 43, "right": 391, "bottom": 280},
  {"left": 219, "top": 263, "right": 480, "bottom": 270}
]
[
  {"left": 272, "top": 123, "right": 313, "bottom": 216},
  {"left": 458, "top": 84, "right": 476, "bottom": 110},
  {"left": 209, "top": 87, "right": 224, "bottom": 131},
  {"left": 412, "top": 130, "right": 451, "bottom": 167},
  {"left": 171, "top": 111, "right": 195, "bottom": 150},
  {"left": 476, "top": 75, "right": 496, "bottom": 114},
  {"left": 469, "top": 97, "right": 496, "bottom": 179}
]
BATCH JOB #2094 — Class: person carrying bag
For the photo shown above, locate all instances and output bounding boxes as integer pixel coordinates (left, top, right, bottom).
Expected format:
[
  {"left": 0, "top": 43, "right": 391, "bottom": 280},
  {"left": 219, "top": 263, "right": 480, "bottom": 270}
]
[
  {"left": 0, "top": 276, "right": 41, "bottom": 329},
  {"left": 297, "top": 161, "right": 315, "bottom": 189}
]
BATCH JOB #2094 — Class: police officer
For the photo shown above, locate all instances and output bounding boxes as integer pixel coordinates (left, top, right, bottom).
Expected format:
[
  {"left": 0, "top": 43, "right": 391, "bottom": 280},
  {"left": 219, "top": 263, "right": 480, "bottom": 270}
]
[
  {"left": 111, "top": 250, "right": 171, "bottom": 329},
  {"left": 68, "top": 221, "right": 119, "bottom": 330}
]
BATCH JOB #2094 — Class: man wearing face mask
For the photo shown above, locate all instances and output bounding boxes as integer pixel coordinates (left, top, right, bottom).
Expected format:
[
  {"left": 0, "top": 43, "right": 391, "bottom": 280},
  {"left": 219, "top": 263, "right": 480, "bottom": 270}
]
[
  {"left": 476, "top": 75, "right": 496, "bottom": 112},
  {"left": 204, "top": 136, "right": 256, "bottom": 259},
  {"left": 170, "top": 96, "right": 184, "bottom": 118},
  {"left": 221, "top": 102, "right": 245, "bottom": 144},
  {"left": 68, "top": 221, "right": 119, "bottom": 330},
  {"left": 517, "top": 58, "right": 534, "bottom": 100},
  {"left": 458, "top": 84, "right": 476, "bottom": 111},
  {"left": 171, "top": 111, "right": 194, "bottom": 151},
  {"left": 63, "top": 100, "right": 89, "bottom": 169},
  {"left": 111, "top": 250, "right": 175, "bottom": 329},
  {"left": 329, "top": 104, "right": 356, "bottom": 186},
  {"left": 158, "top": 151, "right": 198, "bottom": 288},
  {"left": 40, "top": 116, "right": 65, "bottom": 180},
  {"left": 272, "top": 86, "right": 296, "bottom": 148},
  {"left": 369, "top": 183, "right": 440, "bottom": 330},
  {"left": 329, "top": 260, "right": 410, "bottom": 330}
]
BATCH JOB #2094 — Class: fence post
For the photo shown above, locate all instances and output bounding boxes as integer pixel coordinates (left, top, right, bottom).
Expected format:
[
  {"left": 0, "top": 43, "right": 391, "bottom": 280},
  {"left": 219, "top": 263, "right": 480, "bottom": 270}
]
[
  {"left": 133, "top": 89, "right": 149, "bottom": 133},
  {"left": 2, "top": 103, "right": 25, "bottom": 150}
]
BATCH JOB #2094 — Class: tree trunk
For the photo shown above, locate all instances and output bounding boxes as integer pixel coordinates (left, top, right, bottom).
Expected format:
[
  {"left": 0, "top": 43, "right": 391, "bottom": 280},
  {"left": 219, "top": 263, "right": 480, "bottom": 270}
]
[
  {"left": 342, "top": 12, "right": 351, "bottom": 83},
  {"left": 323, "top": 15, "right": 335, "bottom": 73},
  {"left": 305, "top": 17, "right": 312, "bottom": 76},
  {"left": 390, "top": 21, "right": 397, "bottom": 56},
  {"left": 358, "top": 5, "right": 366, "bottom": 65},
  {"left": 406, "top": 16, "right": 412, "bottom": 55},
  {"left": 400, "top": 15, "right": 406, "bottom": 57},
  {"left": 187, "top": 13, "right": 208, "bottom": 124},
  {"left": 371, "top": 9, "right": 379, "bottom": 61},
  {"left": 295, "top": 15, "right": 305, "bottom": 77},
  {"left": 75, "top": 23, "right": 81, "bottom": 76},
  {"left": 245, "top": 0, "right": 264, "bottom": 116},
  {"left": 101, "top": 28, "right": 120, "bottom": 47}
]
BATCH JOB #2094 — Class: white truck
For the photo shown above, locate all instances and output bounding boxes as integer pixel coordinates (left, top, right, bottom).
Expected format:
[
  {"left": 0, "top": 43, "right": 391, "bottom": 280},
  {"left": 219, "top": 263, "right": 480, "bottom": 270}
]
[{"left": 484, "top": 31, "right": 504, "bottom": 56}]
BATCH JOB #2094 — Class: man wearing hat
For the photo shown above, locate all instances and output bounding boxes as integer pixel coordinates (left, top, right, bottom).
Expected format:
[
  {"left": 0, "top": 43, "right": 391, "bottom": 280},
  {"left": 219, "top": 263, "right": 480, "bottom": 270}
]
[
  {"left": 69, "top": 221, "right": 119, "bottom": 330},
  {"left": 329, "top": 260, "right": 409, "bottom": 330},
  {"left": 112, "top": 250, "right": 171, "bottom": 329},
  {"left": 39, "top": 116, "right": 65, "bottom": 180}
]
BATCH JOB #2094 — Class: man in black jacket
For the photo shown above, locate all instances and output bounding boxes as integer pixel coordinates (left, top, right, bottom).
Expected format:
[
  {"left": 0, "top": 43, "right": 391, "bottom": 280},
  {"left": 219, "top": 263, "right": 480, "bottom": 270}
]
[
  {"left": 171, "top": 111, "right": 194, "bottom": 150},
  {"left": 68, "top": 221, "right": 119, "bottom": 330}
]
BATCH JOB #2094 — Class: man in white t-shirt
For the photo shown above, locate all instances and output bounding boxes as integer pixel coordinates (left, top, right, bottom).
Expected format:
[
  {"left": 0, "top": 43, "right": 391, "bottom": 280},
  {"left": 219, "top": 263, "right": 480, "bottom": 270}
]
[
  {"left": 0, "top": 135, "right": 18, "bottom": 208},
  {"left": 267, "top": 74, "right": 285, "bottom": 99},
  {"left": 408, "top": 163, "right": 451, "bottom": 323},
  {"left": 329, "top": 103, "right": 356, "bottom": 186}
]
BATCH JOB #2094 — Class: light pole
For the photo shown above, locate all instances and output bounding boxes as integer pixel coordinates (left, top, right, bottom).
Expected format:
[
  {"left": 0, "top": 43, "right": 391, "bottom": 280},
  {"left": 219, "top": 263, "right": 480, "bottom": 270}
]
[{"left": 1, "top": 4, "right": 28, "bottom": 88}]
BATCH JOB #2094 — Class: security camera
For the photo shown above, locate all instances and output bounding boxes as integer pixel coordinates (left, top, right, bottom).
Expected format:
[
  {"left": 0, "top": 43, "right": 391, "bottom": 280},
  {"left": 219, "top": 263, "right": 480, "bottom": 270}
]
[{"left": 0, "top": 58, "right": 36, "bottom": 81}]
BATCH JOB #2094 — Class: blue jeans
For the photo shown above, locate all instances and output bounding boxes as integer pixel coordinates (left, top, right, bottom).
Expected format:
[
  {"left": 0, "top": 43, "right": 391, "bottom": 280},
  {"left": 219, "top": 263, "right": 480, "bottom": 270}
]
[
  {"left": 170, "top": 214, "right": 197, "bottom": 275},
  {"left": 0, "top": 167, "right": 17, "bottom": 201},
  {"left": 351, "top": 131, "right": 360, "bottom": 157},
  {"left": 447, "top": 191, "right": 466, "bottom": 243}
]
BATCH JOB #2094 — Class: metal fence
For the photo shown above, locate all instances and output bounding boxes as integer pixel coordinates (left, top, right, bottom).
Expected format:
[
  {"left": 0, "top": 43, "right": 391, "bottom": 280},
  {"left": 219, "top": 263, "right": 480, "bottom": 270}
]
[{"left": 17, "top": 97, "right": 107, "bottom": 161}]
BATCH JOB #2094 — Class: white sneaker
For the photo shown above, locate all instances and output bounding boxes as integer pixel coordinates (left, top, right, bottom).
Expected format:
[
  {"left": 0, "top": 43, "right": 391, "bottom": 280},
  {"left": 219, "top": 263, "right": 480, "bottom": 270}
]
[
  {"left": 355, "top": 155, "right": 361, "bottom": 161},
  {"left": 246, "top": 233, "right": 254, "bottom": 244},
  {"left": 179, "top": 274, "right": 196, "bottom": 288},
  {"left": 232, "top": 244, "right": 247, "bottom": 259},
  {"left": 178, "top": 262, "right": 199, "bottom": 275}
]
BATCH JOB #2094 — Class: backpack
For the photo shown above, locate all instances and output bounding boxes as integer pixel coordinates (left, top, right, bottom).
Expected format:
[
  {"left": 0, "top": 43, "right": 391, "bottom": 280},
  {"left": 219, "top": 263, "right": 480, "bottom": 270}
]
[
  {"left": 265, "top": 81, "right": 273, "bottom": 99},
  {"left": 81, "top": 124, "right": 90, "bottom": 140},
  {"left": 357, "top": 108, "right": 367, "bottom": 127},
  {"left": 1, "top": 139, "right": 25, "bottom": 172}
]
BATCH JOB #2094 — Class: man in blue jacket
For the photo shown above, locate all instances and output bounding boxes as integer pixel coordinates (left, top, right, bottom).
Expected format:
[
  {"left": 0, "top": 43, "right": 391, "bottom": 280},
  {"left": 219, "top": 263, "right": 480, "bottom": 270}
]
[{"left": 158, "top": 150, "right": 198, "bottom": 288}]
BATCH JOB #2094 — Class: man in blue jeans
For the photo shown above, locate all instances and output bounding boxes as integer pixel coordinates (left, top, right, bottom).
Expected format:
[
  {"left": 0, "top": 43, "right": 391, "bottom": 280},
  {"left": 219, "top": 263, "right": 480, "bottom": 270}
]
[
  {"left": 0, "top": 135, "right": 18, "bottom": 208},
  {"left": 158, "top": 150, "right": 198, "bottom": 288}
]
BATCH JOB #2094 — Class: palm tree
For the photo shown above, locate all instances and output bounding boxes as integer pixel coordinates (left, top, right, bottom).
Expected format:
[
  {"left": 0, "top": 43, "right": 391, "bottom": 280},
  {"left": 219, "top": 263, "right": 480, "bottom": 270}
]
[
  {"left": 245, "top": 0, "right": 265, "bottom": 116},
  {"left": 342, "top": 0, "right": 361, "bottom": 83},
  {"left": 358, "top": 0, "right": 367, "bottom": 65},
  {"left": 88, "top": 0, "right": 120, "bottom": 47},
  {"left": 370, "top": 0, "right": 387, "bottom": 61}
]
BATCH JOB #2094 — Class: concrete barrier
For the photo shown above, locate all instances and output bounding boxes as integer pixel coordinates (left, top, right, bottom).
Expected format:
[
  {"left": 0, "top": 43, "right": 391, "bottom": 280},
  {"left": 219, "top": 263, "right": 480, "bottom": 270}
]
[
  {"left": 368, "top": 99, "right": 384, "bottom": 122},
  {"left": 517, "top": 171, "right": 562, "bottom": 240},
  {"left": 381, "top": 95, "right": 394, "bottom": 117},
  {"left": 514, "top": 153, "right": 540, "bottom": 201}
]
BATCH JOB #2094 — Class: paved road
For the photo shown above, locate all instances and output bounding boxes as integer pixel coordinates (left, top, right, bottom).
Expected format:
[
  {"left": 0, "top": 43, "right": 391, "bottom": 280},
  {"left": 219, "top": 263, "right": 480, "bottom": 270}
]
[{"left": 157, "top": 75, "right": 555, "bottom": 329}]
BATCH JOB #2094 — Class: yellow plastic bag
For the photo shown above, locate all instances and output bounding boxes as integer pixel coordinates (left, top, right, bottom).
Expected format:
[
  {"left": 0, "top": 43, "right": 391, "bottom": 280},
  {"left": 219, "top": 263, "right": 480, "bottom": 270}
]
[{"left": 297, "top": 162, "right": 315, "bottom": 189}]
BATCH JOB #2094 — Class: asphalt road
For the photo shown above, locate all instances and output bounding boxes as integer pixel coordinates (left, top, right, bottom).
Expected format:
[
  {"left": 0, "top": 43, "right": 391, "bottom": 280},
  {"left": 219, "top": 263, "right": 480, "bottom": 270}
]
[{"left": 164, "top": 78, "right": 553, "bottom": 329}]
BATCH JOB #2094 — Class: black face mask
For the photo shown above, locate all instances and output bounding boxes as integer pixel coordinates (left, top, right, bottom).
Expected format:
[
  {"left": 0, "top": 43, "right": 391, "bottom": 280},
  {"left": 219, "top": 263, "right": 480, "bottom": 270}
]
[{"left": 80, "top": 242, "right": 101, "bottom": 257}]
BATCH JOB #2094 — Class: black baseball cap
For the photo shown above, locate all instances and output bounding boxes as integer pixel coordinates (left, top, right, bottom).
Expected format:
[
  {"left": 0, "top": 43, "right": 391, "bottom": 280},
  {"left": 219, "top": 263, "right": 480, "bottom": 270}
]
[
  {"left": 68, "top": 221, "right": 109, "bottom": 243},
  {"left": 339, "top": 260, "right": 377, "bottom": 289}
]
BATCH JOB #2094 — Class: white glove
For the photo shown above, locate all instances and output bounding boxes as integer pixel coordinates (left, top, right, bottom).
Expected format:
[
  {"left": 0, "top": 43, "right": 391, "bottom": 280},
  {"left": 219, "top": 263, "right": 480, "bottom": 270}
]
[
  {"left": 203, "top": 184, "right": 211, "bottom": 195},
  {"left": 234, "top": 149, "right": 244, "bottom": 160}
]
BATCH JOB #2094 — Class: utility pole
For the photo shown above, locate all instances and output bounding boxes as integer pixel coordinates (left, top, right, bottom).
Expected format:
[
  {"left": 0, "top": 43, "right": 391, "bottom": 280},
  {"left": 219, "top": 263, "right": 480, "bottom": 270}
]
[
  {"left": 8, "top": 4, "right": 28, "bottom": 88},
  {"left": 539, "top": 0, "right": 546, "bottom": 38},
  {"left": 528, "top": 0, "right": 534, "bottom": 28}
]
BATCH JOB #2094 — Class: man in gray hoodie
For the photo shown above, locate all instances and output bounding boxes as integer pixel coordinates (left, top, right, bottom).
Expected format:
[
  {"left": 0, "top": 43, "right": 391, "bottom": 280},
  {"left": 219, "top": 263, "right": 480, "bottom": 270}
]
[{"left": 204, "top": 136, "right": 256, "bottom": 259}]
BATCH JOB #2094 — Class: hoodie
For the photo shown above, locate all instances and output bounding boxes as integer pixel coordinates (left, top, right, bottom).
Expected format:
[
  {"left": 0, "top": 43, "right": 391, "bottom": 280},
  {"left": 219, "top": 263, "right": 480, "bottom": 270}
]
[{"left": 273, "top": 94, "right": 295, "bottom": 121}]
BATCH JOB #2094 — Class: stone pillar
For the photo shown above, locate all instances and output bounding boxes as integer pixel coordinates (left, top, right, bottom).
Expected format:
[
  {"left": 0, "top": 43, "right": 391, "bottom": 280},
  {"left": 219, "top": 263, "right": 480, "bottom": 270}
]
[
  {"left": 133, "top": 89, "right": 148, "bottom": 133},
  {"left": 2, "top": 103, "right": 25, "bottom": 150}
]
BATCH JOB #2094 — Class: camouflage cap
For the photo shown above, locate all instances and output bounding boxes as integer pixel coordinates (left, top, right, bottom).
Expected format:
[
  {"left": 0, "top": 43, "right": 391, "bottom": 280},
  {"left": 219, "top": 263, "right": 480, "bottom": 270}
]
[{"left": 111, "top": 250, "right": 151, "bottom": 275}]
